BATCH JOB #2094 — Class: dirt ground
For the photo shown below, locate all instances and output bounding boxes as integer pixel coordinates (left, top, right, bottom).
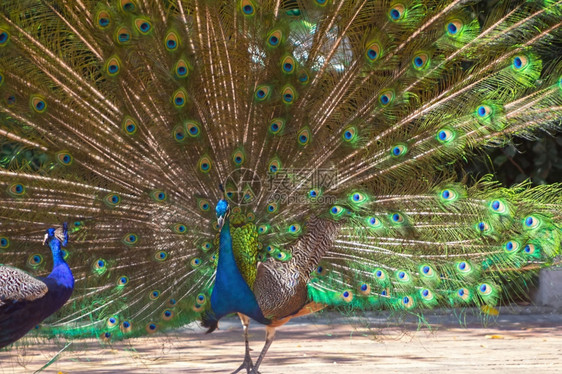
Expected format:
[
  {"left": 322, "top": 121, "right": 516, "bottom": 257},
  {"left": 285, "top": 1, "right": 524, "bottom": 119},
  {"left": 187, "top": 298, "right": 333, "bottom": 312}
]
[{"left": 1, "top": 307, "right": 561, "bottom": 373}]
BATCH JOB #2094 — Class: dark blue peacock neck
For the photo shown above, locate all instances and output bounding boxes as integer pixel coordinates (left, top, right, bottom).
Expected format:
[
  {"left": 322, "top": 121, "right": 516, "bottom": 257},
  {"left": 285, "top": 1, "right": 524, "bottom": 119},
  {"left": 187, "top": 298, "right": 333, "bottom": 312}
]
[
  {"left": 209, "top": 215, "right": 269, "bottom": 326},
  {"left": 45, "top": 232, "right": 74, "bottom": 290}
]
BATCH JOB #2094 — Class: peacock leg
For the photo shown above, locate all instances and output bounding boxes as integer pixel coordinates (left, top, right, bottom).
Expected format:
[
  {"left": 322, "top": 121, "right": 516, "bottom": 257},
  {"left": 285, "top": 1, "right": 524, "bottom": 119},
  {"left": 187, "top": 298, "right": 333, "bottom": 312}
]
[
  {"left": 252, "top": 326, "right": 276, "bottom": 373},
  {"left": 231, "top": 313, "right": 256, "bottom": 374}
]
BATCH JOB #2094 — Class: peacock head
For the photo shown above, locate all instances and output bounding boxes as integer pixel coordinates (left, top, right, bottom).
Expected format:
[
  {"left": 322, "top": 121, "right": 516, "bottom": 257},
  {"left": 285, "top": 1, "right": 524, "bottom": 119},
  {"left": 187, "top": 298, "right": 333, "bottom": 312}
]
[
  {"left": 216, "top": 199, "right": 229, "bottom": 229},
  {"left": 43, "top": 222, "right": 68, "bottom": 247}
]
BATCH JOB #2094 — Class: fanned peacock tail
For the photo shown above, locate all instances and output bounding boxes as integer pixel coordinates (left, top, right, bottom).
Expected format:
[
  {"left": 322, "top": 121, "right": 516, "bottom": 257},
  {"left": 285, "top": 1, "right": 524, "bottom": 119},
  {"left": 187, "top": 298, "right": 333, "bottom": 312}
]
[{"left": 0, "top": 0, "right": 561, "bottom": 344}]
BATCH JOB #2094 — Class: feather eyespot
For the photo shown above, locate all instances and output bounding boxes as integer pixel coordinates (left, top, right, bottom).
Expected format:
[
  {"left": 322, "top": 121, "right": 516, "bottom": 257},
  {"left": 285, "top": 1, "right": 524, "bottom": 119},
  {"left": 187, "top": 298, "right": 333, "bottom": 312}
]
[
  {"left": 366, "top": 216, "right": 383, "bottom": 229},
  {"left": 298, "top": 70, "right": 309, "bottom": 84},
  {"left": 175, "top": 59, "right": 190, "bottom": 78},
  {"left": 155, "top": 251, "right": 168, "bottom": 261},
  {"left": 28, "top": 254, "right": 43, "bottom": 268},
  {"left": 240, "top": 0, "right": 256, "bottom": 16},
  {"left": 478, "top": 283, "right": 493, "bottom": 296},
  {"left": 150, "top": 190, "right": 168, "bottom": 202},
  {"left": 420, "top": 289, "right": 434, "bottom": 301},
  {"left": 524, "top": 215, "right": 540, "bottom": 229},
  {"left": 396, "top": 270, "right": 410, "bottom": 282},
  {"left": 266, "top": 202, "right": 278, "bottom": 213},
  {"left": 122, "top": 233, "right": 139, "bottom": 246},
  {"left": 201, "top": 242, "right": 212, "bottom": 252},
  {"left": 504, "top": 240, "right": 520, "bottom": 253},
  {"left": 106, "top": 56, "right": 121, "bottom": 76},
  {"left": 56, "top": 151, "right": 73, "bottom": 166},
  {"left": 308, "top": 189, "right": 322, "bottom": 199},
  {"left": 0, "top": 29, "right": 8, "bottom": 47},
  {"left": 373, "top": 268, "right": 387, "bottom": 281},
  {"left": 365, "top": 41, "right": 382, "bottom": 62},
  {"left": 103, "top": 193, "right": 121, "bottom": 207},
  {"left": 359, "top": 283, "right": 371, "bottom": 296},
  {"left": 162, "top": 309, "right": 174, "bottom": 321},
  {"left": 342, "top": 126, "right": 358, "bottom": 143},
  {"left": 121, "top": 321, "right": 132, "bottom": 333},
  {"left": 401, "top": 296, "right": 415, "bottom": 309},
  {"left": 190, "top": 257, "right": 202, "bottom": 268},
  {"left": 0, "top": 236, "right": 9, "bottom": 248},
  {"left": 117, "top": 276, "right": 129, "bottom": 286},
  {"left": 267, "top": 30, "right": 282, "bottom": 47},
  {"left": 268, "top": 157, "right": 281, "bottom": 174},
  {"left": 93, "top": 258, "right": 107, "bottom": 274},
  {"left": 437, "top": 128, "right": 455, "bottom": 143},
  {"left": 172, "top": 224, "right": 187, "bottom": 234},
  {"left": 281, "top": 55, "right": 295, "bottom": 74},
  {"left": 512, "top": 55, "right": 529, "bottom": 71},
  {"left": 288, "top": 223, "right": 301, "bottom": 235},
  {"left": 198, "top": 156, "right": 212, "bottom": 173},
  {"left": 489, "top": 199, "right": 508, "bottom": 214},
  {"left": 457, "top": 287, "right": 471, "bottom": 301},
  {"left": 107, "top": 316, "right": 119, "bottom": 328},
  {"left": 282, "top": 85, "right": 297, "bottom": 104},
  {"left": 149, "top": 290, "right": 160, "bottom": 300},
  {"left": 232, "top": 149, "right": 245, "bottom": 166},
  {"left": 329, "top": 205, "right": 346, "bottom": 219},
  {"left": 379, "top": 90, "right": 395, "bottom": 106},
  {"left": 172, "top": 88, "right": 187, "bottom": 108},
  {"left": 122, "top": 116, "right": 137, "bottom": 135},
  {"left": 7, "top": 183, "right": 25, "bottom": 197},
  {"left": 391, "top": 144, "right": 407, "bottom": 157},
  {"left": 30, "top": 95, "right": 47, "bottom": 113},
  {"left": 412, "top": 52, "right": 429, "bottom": 70},
  {"left": 297, "top": 127, "right": 310, "bottom": 146},
  {"left": 349, "top": 192, "right": 368, "bottom": 205},
  {"left": 198, "top": 199, "right": 210, "bottom": 212},
  {"left": 524, "top": 243, "right": 536, "bottom": 255},
  {"left": 341, "top": 290, "right": 354, "bottom": 303},
  {"left": 389, "top": 4, "right": 405, "bottom": 21},
  {"left": 456, "top": 261, "right": 472, "bottom": 274},
  {"left": 476, "top": 221, "right": 491, "bottom": 233},
  {"left": 440, "top": 188, "right": 458, "bottom": 202},
  {"left": 446, "top": 19, "right": 463, "bottom": 36},
  {"left": 255, "top": 85, "right": 271, "bottom": 101},
  {"left": 135, "top": 18, "right": 152, "bottom": 35},
  {"left": 476, "top": 104, "right": 492, "bottom": 118},
  {"left": 269, "top": 118, "right": 285, "bottom": 135},
  {"left": 390, "top": 212, "right": 405, "bottom": 224},
  {"left": 121, "top": 0, "right": 137, "bottom": 12},
  {"left": 164, "top": 31, "right": 180, "bottom": 51},
  {"left": 145, "top": 323, "right": 158, "bottom": 333},
  {"left": 96, "top": 11, "right": 111, "bottom": 29},
  {"left": 115, "top": 27, "right": 131, "bottom": 44}
]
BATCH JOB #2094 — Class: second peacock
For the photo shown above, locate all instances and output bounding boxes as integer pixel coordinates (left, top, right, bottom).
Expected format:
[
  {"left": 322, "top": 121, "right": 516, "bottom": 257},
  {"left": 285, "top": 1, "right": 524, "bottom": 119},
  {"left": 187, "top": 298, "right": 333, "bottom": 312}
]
[{"left": 0, "top": 0, "right": 561, "bottom": 372}]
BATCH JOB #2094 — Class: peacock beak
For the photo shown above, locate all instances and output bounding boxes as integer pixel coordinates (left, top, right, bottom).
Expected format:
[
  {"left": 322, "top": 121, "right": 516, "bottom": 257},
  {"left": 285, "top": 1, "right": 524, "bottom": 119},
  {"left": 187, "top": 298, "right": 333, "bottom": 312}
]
[
  {"left": 42, "top": 233, "right": 49, "bottom": 245},
  {"left": 217, "top": 216, "right": 225, "bottom": 229}
]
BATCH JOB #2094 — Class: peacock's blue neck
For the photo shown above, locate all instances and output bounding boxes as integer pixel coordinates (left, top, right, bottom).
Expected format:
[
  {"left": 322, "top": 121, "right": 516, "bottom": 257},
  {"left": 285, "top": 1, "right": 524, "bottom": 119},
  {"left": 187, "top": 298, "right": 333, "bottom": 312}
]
[
  {"left": 47, "top": 239, "right": 74, "bottom": 290},
  {"left": 210, "top": 218, "right": 269, "bottom": 324}
]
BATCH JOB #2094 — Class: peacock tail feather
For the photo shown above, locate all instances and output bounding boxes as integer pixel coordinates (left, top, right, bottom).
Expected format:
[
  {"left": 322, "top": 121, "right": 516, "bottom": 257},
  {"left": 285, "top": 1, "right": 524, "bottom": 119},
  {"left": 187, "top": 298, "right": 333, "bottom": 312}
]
[{"left": 0, "top": 0, "right": 560, "bottom": 343}]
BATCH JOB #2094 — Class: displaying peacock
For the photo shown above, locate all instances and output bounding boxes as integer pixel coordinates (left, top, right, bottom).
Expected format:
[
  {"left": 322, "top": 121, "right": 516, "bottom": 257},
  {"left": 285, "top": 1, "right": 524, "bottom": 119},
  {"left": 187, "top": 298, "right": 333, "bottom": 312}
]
[
  {"left": 0, "top": 0, "right": 561, "bottom": 371},
  {"left": 0, "top": 223, "right": 73, "bottom": 349}
]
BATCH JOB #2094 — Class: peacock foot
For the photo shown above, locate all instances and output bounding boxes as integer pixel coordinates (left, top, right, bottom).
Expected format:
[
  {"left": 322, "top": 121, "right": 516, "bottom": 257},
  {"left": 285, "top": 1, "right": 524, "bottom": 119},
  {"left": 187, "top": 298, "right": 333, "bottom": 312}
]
[{"left": 231, "top": 356, "right": 260, "bottom": 374}]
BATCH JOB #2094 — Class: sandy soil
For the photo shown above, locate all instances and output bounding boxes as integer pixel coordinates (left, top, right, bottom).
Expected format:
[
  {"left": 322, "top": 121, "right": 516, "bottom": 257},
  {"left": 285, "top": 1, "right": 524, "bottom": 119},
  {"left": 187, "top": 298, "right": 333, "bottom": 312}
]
[{"left": 1, "top": 307, "right": 561, "bottom": 373}]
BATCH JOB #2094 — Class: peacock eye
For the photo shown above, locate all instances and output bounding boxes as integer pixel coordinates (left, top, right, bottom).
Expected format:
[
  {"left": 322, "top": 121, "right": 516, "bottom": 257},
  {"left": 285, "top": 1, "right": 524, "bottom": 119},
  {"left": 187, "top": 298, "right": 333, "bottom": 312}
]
[
  {"left": 446, "top": 19, "right": 463, "bottom": 36},
  {"left": 391, "top": 144, "right": 407, "bottom": 157},
  {"left": 437, "top": 128, "right": 455, "bottom": 143},
  {"left": 379, "top": 90, "right": 395, "bottom": 106},
  {"left": 476, "top": 104, "right": 492, "bottom": 118},
  {"left": 523, "top": 215, "right": 540, "bottom": 229},
  {"left": 329, "top": 205, "right": 346, "bottom": 219}
]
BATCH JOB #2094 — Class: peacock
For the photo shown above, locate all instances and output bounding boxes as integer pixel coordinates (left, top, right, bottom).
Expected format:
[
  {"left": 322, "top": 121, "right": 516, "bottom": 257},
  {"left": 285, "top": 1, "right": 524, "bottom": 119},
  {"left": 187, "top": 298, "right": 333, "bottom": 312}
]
[
  {"left": 0, "top": 223, "right": 73, "bottom": 349},
  {"left": 0, "top": 0, "right": 561, "bottom": 372}
]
